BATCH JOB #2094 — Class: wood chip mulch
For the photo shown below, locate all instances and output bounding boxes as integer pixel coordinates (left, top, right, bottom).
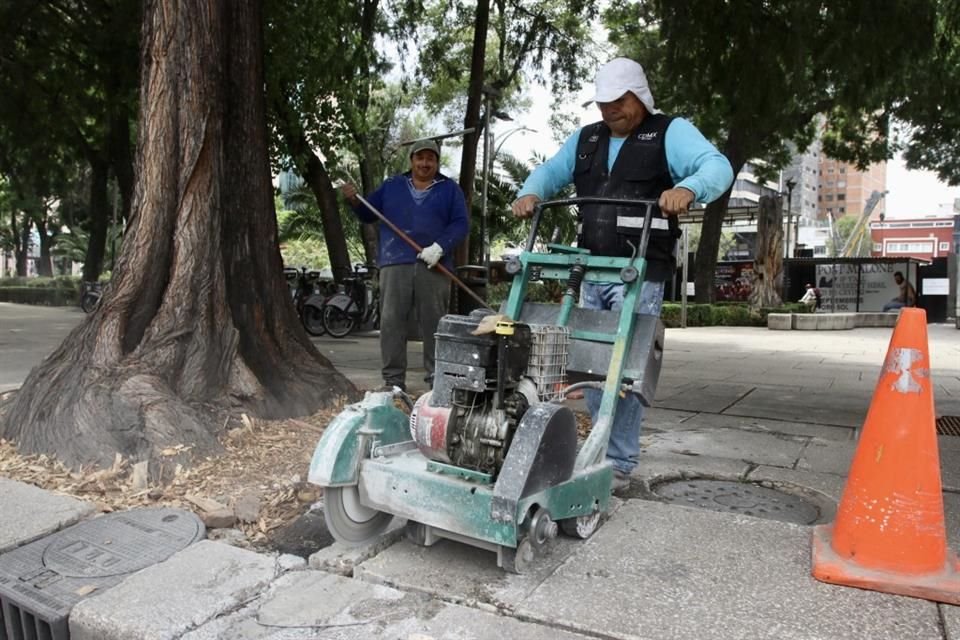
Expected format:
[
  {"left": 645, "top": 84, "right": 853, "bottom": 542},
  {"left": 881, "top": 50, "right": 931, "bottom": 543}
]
[{"left": 0, "top": 402, "right": 349, "bottom": 550}]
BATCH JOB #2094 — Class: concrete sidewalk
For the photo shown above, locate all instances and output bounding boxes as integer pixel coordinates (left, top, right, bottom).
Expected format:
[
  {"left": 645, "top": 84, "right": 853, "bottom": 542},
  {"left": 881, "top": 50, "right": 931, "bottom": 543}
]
[{"left": 2, "top": 303, "right": 960, "bottom": 639}]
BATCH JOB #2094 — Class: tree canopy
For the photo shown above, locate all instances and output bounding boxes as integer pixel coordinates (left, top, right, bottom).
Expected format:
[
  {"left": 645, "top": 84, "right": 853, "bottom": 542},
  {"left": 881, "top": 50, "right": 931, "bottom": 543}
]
[{"left": 605, "top": 0, "right": 940, "bottom": 300}]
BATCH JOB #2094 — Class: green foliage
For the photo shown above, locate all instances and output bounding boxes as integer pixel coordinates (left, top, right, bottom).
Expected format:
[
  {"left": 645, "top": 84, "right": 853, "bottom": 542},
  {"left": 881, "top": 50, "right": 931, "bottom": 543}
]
[
  {"left": 414, "top": 1, "right": 601, "bottom": 136},
  {"left": 894, "top": 0, "right": 960, "bottom": 184},
  {"left": 279, "top": 238, "right": 331, "bottom": 270},
  {"left": 0, "top": 276, "right": 81, "bottom": 306},
  {"left": 605, "top": 1, "right": 937, "bottom": 172},
  {"left": 827, "top": 214, "right": 872, "bottom": 257}
]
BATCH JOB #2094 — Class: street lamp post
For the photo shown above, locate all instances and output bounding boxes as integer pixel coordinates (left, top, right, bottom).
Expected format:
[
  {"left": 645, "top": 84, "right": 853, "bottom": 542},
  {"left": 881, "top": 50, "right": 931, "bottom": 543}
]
[{"left": 784, "top": 178, "right": 796, "bottom": 258}]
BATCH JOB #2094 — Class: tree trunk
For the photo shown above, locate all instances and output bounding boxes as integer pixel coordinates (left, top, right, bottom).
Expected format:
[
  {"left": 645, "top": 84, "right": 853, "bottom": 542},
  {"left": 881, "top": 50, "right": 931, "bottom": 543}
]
[
  {"left": 11, "top": 210, "right": 26, "bottom": 277},
  {"left": 355, "top": 0, "right": 380, "bottom": 267},
  {"left": 748, "top": 195, "right": 784, "bottom": 309},
  {"left": 357, "top": 158, "right": 379, "bottom": 267},
  {"left": 454, "top": 0, "right": 490, "bottom": 267},
  {"left": 82, "top": 156, "right": 110, "bottom": 282},
  {"left": 302, "top": 146, "right": 352, "bottom": 282},
  {"left": 109, "top": 107, "right": 135, "bottom": 226},
  {"left": 1, "top": 0, "right": 355, "bottom": 472},
  {"left": 35, "top": 215, "right": 53, "bottom": 277},
  {"left": 271, "top": 97, "right": 354, "bottom": 284},
  {"left": 694, "top": 137, "right": 745, "bottom": 303}
]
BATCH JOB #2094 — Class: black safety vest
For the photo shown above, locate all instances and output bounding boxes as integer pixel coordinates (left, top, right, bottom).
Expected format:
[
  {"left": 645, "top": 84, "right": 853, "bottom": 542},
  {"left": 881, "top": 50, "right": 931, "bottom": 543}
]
[{"left": 574, "top": 115, "right": 679, "bottom": 281}]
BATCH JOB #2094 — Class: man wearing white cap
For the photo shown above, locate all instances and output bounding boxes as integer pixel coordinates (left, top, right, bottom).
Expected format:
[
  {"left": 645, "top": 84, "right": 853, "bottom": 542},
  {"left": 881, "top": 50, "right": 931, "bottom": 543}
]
[{"left": 512, "top": 57, "right": 734, "bottom": 491}]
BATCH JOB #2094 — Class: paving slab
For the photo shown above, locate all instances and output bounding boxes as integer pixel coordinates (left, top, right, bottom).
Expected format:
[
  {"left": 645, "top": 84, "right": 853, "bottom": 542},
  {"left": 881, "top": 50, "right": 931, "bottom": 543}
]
[
  {"left": 661, "top": 411, "right": 854, "bottom": 442},
  {"left": 641, "top": 406, "right": 698, "bottom": 431},
  {"left": 0, "top": 477, "right": 95, "bottom": 552},
  {"left": 515, "top": 500, "right": 943, "bottom": 640},
  {"left": 945, "top": 491, "right": 960, "bottom": 552},
  {"left": 945, "top": 604, "right": 960, "bottom": 640},
  {"left": 745, "top": 465, "right": 847, "bottom": 504},
  {"left": 354, "top": 499, "right": 623, "bottom": 614},
  {"left": 653, "top": 382, "right": 755, "bottom": 413},
  {"left": 726, "top": 386, "right": 869, "bottom": 428},
  {"left": 641, "top": 426, "right": 808, "bottom": 470},
  {"left": 308, "top": 517, "right": 406, "bottom": 576},
  {"left": 69, "top": 540, "right": 277, "bottom": 640},
  {"left": 633, "top": 451, "right": 753, "bottom": 487},
  {"left": 795, "top": 438, "right": 856, "bottom": 476},
  {"left": 942, "top": 436, "right": 960, "bottom": 493},
  {"left": 184, "top": 570, "right": 592, "bottom": 639}
]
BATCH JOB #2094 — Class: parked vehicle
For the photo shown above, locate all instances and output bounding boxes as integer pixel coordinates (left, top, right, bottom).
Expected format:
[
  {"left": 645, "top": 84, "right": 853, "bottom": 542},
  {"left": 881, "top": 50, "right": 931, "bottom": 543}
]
[
  {"left": 321, "top": 264, "right": 379, "bottom": 338},
  {"left": 284, "top": 266, "right": 335, "bottom": 336},
  {"left": 80, "top": 281, "right": 102, "bottom": 313}
]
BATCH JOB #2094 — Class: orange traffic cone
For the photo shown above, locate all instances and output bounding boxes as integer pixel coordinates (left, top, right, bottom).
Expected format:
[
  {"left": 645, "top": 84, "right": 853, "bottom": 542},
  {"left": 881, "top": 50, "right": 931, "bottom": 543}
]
[{"left": 811, "top": 307, "right": 960, "bottom": 603}]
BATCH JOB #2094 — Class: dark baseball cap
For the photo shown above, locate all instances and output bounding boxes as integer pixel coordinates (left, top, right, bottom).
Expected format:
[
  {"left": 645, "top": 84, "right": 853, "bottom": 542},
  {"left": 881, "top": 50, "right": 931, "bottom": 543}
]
[{"left": 409, "top": 138, "right": 440, "bottom": 158}]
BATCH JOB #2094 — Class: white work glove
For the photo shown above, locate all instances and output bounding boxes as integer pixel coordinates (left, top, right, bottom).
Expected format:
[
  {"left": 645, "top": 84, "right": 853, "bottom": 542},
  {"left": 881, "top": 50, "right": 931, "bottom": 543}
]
[{"left": 418, "top": 242, "right": 443, "bottom": 268}]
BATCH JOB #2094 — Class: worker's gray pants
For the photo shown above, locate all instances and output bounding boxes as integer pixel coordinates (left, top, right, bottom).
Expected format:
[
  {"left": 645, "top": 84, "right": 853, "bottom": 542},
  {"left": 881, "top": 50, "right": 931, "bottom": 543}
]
[{"left": 379, "top": 262, "right": 450, "bottom": 388}]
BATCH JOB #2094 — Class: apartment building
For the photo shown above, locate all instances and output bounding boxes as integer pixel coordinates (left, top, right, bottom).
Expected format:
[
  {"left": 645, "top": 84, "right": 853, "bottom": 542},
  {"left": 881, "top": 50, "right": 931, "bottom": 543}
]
[{"left": 817, "top": 158, "right": 887, "bottom": 222}]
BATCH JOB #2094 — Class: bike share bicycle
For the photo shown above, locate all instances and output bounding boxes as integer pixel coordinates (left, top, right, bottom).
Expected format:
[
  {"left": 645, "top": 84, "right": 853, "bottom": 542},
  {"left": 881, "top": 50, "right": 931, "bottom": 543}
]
[
  {"left": 80, "top": 281, "right": 103, "bottom": 313},
  {"left": 284, "top": 266, "right": 335, "bottom": 336},
  {"left": 320, "top": 264, "right": 380, "bottom": 338}
]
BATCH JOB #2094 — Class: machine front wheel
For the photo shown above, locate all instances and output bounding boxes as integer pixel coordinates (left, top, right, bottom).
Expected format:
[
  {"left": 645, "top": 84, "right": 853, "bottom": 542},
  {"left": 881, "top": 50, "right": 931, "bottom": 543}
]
[
  {"left": 323, "top": 486, "right": 393, "bottom": 544},
  {"left": 559, "top": 511, "right": 601, "bottom": 539},
  {"left": 499, "top": 538, "right": 536, "bottom": 574}
]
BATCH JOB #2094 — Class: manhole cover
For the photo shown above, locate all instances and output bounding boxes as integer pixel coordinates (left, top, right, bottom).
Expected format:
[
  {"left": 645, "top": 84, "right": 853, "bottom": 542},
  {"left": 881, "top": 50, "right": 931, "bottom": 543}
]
[
  {"left": 42, "top": 507, "right": 204, "bottom": 578},
  {"left": 937, "top": 416, "right": 960, "bottom": 436},
  {"left": 0, "top": 508, "right": 204, "bottom": 639},
  {"left": 652, "top": 479, "right": 821, "bottom": 525}
]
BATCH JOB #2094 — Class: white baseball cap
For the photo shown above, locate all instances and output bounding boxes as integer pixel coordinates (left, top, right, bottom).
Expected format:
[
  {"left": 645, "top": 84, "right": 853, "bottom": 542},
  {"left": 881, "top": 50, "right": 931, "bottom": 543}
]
[{"left": 582, "top": 57, "right": 660, "bottom": 114}]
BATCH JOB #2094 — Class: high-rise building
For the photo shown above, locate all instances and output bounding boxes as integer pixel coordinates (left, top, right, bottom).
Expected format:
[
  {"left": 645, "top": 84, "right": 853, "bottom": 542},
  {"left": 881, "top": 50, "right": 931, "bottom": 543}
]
[
  {"left": 817, "top": 158, "right": 887, "bottom": 222},
  {"left": 780, "top": 139, "right": 821, "bottom": 226}
]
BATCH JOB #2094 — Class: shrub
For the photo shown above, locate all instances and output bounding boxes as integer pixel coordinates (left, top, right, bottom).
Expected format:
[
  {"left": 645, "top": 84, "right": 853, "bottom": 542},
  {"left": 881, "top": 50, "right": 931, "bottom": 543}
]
[{"left": 0, "top": 276, "right": 82, "bottom": 306}]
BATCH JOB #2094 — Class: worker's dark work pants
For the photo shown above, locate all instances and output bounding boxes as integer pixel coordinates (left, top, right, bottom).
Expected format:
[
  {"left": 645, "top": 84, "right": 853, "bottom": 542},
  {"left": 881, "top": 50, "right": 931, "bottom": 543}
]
[{"left": 379, "top": 262, "right": 450, "bottom": 388}]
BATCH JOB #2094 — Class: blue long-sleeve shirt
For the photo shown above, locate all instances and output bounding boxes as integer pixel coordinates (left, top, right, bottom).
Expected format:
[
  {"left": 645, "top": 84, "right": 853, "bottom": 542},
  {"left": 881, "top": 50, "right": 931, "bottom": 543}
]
[
  {"left": 354, "top": 172, "right": 469, "bottom": 269},
  {"left": 518, "top": 118, "right": 734, "bottom": 203}
]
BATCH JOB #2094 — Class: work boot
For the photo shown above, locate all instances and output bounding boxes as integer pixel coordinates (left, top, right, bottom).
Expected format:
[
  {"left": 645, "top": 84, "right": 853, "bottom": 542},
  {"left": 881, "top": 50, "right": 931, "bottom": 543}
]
[
  {"left": 374, "top": 381, "right": 406, "bottom": 393},
  {"left": 611, "top": 470, "right": 631, "bottom": 493}
]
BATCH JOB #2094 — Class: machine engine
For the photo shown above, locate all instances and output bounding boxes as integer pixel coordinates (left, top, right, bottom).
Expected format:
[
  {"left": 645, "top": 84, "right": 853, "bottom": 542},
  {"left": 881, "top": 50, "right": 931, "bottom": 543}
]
[{"left": 409, "top": 310, "right": 569, "bottom": 475}]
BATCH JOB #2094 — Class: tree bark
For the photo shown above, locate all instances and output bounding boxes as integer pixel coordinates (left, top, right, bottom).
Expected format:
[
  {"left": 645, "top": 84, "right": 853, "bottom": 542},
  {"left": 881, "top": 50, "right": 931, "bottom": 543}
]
[
  {"left": 454, "top": 0, "right": 490, "bottom": 267},
  {"left": 694, "top": 136, "right": 745, "bottom": 303},
  {"left": 748, "top": 195, "right": 784, "bottom": 309},
  {"left": 1, "top": 0, "right": 355, "bottom": 472}
]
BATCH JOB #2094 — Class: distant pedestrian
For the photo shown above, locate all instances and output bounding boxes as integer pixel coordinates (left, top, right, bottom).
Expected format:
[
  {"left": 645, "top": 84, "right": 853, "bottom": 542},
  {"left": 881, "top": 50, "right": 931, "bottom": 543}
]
[
  {"left": 799, "top": 283, "right": 819, "bottom": 311},
  {"left": 882, "top": 271, "right": 916, "bottom": 312},
  {"left": 340, "top": 138, "right": 469, "bottom": 391}
]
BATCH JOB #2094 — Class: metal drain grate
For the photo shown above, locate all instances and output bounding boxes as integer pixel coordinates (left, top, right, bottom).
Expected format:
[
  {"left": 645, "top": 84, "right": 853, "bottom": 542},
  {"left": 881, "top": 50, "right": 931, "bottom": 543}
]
[
  {"left": 0, "top": 508, "right": 204, "bottom": 640},
  {"left": 936, "top": 416, "right": 960, "bottom": 436},
  {"left": 652, "top": 479, "right": 821, "bottom": 525}
]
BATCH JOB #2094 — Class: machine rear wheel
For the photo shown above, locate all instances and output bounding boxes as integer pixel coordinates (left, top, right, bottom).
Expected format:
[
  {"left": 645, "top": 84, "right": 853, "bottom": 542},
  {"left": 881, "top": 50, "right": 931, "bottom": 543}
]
[
  {"left": 559, "top": 511, "right": 600, "bottom": 539},
  {"left": 322, "top": 305, "right": 356, "bottom": 338},
  {"left": 323, "top": 486, "right": 393, "bottom": 544}
]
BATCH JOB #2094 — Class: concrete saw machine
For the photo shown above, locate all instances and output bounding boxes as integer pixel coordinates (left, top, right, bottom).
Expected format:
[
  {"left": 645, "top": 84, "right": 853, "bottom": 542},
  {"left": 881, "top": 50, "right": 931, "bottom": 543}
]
[{"left": 308, "top": 197, "right": 665, "bottom": 572}]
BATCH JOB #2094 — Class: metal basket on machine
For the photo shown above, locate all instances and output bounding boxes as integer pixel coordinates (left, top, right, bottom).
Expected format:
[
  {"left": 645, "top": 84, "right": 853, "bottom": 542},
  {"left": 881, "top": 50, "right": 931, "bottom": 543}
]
[{"left": 525, "top": 324, "right": 570, "bottom": 402}]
